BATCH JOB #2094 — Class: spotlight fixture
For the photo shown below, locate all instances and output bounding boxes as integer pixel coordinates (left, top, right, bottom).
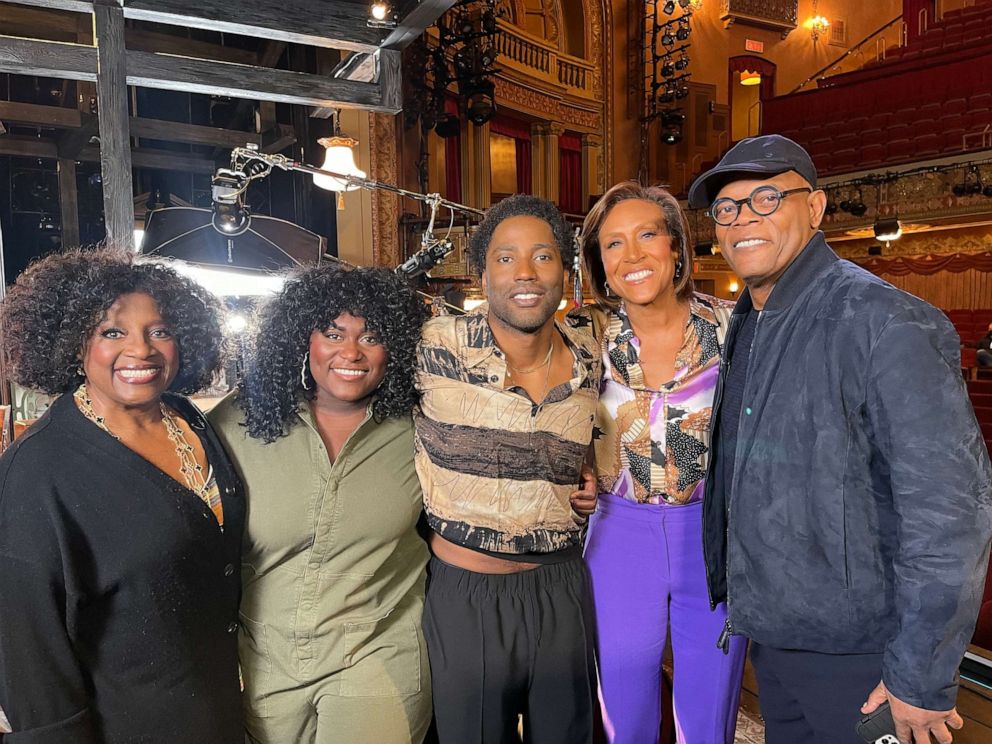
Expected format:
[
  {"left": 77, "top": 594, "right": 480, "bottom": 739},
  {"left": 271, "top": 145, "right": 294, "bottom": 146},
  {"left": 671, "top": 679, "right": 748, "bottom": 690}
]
[
  {"left": 675, "top": 84, "right": 690, "bottom": 99},
  {"left": 462, "top": 79, "right": 496, "bottom": 125},
  {"left": 984, "top": 184, "right": 992, "bottom": 198},
  {"left": 674, "top": 55, "right": 690, "bottom": 71},
  {"left": 662, "top": 29, "right": 675, "bottom": 46},
  {"left": 434, "top": 112, "right": 461, "bottom": 138},
  {"left": 676, "top": 21, "right": 691, "bottom": 41},
  {"left": 661, "top": 108, "right": 684, "bottom": 145},
  {"left": 367, "top": 1, "right": 396, "bottom": 28},
  {"left": 210, "top": 170, "right": 251, "bottom": 235},
  {"left": 824, "top": 200, "right": 838, "bottom": 215},
  {"left": 661, "top": 61, "right": 675, "bottom": 78},
  {"left": 663, "top": 0, "right": 676, "bottom": 14},
  {"left": 873, "top": 217, "right": 902, "bottom": 242}
]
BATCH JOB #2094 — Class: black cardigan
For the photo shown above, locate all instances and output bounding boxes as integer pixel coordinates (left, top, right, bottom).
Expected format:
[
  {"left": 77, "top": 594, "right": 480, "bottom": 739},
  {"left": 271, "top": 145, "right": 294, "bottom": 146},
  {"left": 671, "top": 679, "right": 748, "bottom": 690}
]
[{"left": 0, "top": 391, "right": 245, "bottom": 744}]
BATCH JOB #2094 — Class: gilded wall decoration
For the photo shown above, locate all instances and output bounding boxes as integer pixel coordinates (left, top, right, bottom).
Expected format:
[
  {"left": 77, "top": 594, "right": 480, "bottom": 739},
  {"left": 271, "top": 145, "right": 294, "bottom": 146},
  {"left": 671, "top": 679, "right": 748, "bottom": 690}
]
[
  {"left": 369, "top": 112, "right": 400, "bottom": 268},
  {"left": 493, "top": 76, "right": 602, "bottom": 131}
]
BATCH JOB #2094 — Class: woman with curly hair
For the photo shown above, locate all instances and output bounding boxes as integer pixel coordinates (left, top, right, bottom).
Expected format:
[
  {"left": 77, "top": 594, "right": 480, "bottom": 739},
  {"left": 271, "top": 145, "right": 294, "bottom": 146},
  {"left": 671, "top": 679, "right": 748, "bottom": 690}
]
[
  {"left": 208, "top": 263, "right": 432, "bottom": 744},
  {"left": 0, "top": 246, "right": 244, "bottom": 744}
]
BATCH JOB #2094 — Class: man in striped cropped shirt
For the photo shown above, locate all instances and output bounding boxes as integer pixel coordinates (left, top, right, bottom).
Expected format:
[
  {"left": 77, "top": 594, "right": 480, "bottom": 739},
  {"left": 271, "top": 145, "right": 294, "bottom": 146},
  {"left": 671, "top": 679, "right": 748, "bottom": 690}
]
[{"left": 414, "top": 195, "right": 600, "bottom": 744}]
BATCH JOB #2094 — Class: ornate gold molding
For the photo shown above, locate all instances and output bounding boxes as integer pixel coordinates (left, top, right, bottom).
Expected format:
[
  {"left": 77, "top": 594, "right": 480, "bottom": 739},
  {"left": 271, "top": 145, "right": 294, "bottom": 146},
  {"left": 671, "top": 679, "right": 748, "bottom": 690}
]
[{"left": 369, "top": 112, "right": 400, "bottom": 268}]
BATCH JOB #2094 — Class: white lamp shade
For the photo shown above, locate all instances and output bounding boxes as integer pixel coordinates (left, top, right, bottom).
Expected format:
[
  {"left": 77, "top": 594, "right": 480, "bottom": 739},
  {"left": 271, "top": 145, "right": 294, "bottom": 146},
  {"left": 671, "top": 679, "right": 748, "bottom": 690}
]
[{"left": 313, "top": 136, "right": 366, "bottom": 191}]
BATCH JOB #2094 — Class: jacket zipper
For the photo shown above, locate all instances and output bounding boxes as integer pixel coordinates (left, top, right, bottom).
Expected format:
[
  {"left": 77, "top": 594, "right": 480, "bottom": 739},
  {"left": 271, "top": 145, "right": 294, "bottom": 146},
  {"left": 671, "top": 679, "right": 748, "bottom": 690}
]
[{"left": 718, "top": 310, "right": 762, "bottom": 654}]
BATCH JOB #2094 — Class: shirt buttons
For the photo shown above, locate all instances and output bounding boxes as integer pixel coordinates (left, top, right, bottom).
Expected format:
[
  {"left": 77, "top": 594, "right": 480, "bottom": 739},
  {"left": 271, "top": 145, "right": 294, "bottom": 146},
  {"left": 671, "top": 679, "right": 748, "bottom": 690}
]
[
  {"left": 227, "top": 621, "right": 239, "bottom": 634},
  {"left": 224, "top": 563, "right": 235, "bottom": 577},
  {"left": 745, "top": 407, "right": 753, "bottom": 415},
  {"left": 490, "top": 375, "right": 499, "bottom": 383}
]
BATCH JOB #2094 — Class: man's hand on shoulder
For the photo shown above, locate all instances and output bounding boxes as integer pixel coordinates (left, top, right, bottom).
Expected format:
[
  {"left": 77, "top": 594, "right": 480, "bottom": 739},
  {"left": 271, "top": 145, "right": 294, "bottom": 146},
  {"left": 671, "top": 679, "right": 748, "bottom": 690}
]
[
  {"left": 862, "top": 680, "right": 963, "bottom": 744},
  {"left": 569, "top": 464, "right": 597, "bottom": 518}
]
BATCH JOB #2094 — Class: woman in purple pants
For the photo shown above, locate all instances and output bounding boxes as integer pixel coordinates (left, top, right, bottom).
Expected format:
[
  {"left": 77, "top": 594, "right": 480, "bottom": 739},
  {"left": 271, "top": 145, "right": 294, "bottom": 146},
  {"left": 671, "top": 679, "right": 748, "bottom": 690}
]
[{"left": 569, "top": 182, "right": 746, "bottom": 743}]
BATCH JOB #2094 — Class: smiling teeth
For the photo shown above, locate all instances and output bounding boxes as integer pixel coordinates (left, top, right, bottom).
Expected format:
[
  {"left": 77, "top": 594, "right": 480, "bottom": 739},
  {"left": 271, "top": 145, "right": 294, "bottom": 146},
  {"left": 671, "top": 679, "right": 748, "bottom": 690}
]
[
  {"left": 514, "top": 294, "right": 539, "bottom": 300},
  {"left": 118, "top": 369, "right": 158, "bottom": 379},
  {"left": 624, "top": 270, "right": 653, "bottom": 281},
  {"left": 333, "top": 368, "right": 367, "bottom": 377},
  {"left": 735, "top": 239, "right": 766, "bottom": 248}
]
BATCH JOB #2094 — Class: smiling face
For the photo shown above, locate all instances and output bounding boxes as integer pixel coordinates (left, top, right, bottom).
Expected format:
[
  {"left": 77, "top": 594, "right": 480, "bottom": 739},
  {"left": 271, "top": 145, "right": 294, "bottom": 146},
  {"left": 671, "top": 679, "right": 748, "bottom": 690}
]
[
  {"left": 81, "top": 292, "right": 179, "bottom": 413},
  {"left": 481, "top": 215, "right": 565, "bottom": 334},
  {"left": 598, "top": 198, "right": 679, "bottom": 309},
  {"left": 308, "top": 313, "right": 388, "bottom": 408},
  {"left": 713, "top": 171, "right": 826, "bottom": 296}
]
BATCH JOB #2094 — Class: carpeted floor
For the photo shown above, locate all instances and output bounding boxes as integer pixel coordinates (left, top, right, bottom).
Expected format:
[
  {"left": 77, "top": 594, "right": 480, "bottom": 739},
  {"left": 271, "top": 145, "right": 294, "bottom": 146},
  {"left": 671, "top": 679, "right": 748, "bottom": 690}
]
[{"left": 734, "top": 708, "right": 765, "bottom": 744}]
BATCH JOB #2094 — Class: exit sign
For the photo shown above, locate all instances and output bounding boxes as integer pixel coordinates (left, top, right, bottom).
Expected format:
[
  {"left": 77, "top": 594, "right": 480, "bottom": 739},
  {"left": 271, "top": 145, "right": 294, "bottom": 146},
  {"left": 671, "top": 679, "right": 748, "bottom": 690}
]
[{"left": 745, "top": 39, "right": 765, "bottom": 53}]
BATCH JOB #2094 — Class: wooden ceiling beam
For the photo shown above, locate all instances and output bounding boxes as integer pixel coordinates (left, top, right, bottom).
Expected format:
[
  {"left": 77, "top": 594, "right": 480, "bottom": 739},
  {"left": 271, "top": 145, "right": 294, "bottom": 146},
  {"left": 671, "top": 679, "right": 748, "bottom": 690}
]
[
  {"left": 121, "top": 0, "right": 387, "bottom": 54},
  {"left": 0, "top": 100, "right": 82, "bottom": 128},
  {"left": 0, "top": 36, "right": 400, "bottom": 112},
  {"left": 1, "top": 0, "right": 94, "bottom": 12}
]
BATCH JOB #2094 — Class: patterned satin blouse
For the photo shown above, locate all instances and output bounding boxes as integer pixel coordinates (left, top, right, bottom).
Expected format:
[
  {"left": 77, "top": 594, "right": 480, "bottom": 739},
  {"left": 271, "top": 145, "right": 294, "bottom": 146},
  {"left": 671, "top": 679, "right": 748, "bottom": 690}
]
[{"left": 569, "top": 293, "right": 734, "bottom": 505}]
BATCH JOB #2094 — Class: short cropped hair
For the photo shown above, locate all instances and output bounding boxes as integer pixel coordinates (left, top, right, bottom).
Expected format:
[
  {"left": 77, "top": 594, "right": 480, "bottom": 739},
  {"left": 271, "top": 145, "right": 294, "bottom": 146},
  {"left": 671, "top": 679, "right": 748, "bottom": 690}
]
[{"left": 467, "top": 194, "right": 576, "bottom": 276}]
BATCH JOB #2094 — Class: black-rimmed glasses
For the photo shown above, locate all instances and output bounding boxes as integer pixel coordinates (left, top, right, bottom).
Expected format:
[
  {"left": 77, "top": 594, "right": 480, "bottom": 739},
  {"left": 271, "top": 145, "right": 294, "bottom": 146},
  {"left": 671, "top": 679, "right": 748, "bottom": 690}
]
[{"left": 707, "top": 186, "right": 813, "bottom": 226}]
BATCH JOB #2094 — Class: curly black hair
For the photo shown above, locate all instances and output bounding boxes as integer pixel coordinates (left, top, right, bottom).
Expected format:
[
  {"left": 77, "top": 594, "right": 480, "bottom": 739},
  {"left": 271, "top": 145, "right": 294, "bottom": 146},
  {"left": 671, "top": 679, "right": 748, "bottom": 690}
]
[
  {"left": 239, "top": 263, "right": 429, "bottom": 442},
  {"left": 467, "top": 194, "right": 576, "bottom": 276},
  {"left": 0, "top": 246, "right": 225, "bottom": 396}
]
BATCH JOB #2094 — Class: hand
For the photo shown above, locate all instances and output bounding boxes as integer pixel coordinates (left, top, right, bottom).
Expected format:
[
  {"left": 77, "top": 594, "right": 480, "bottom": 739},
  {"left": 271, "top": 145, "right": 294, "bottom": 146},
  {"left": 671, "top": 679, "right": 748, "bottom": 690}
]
[
  {"left": 862, "top": 680, "right": 964, "bottom": 744},
  {"left": 569, "top": 464, "right": 597, "bottom": 517}
]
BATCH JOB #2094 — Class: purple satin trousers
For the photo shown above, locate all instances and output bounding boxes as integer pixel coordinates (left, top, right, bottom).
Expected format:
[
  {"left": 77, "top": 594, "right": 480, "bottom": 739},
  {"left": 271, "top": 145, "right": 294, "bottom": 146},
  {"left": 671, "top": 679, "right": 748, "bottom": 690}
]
[{"left": 585, "top": 493, "right": 747, "bottom": 744}]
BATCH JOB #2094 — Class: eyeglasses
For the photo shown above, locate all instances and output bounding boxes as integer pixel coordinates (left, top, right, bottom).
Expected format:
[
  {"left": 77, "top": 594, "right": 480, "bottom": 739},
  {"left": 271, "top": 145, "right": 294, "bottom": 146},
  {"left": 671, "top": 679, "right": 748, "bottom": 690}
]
[{"left": 707, "top": 186, "right": 812, "bottom": 226}]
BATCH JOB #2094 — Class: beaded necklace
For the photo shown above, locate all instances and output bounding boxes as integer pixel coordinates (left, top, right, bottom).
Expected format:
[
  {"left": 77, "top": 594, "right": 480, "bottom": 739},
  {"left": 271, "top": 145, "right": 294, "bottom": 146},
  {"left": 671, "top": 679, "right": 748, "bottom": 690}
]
[{"left": 73, "top": 384, "right": 223, "bottom": 525}]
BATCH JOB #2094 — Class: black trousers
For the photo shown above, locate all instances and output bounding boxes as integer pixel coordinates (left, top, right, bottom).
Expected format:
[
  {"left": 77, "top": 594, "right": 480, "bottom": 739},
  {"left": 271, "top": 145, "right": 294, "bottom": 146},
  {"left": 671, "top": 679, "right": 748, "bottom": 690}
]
[
  {"left": 750, "top": 642, "right": 884, "bottom": 744},
  {"left": 422, "top": 555, "right": 596, "bottom": 744}
]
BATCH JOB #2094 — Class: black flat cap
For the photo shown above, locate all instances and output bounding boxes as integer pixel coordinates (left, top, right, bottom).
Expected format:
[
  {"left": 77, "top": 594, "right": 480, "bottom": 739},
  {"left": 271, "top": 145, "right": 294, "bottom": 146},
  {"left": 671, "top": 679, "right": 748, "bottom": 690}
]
[{"left": 687, "top": 134, "right": 818, "bottom": 209}]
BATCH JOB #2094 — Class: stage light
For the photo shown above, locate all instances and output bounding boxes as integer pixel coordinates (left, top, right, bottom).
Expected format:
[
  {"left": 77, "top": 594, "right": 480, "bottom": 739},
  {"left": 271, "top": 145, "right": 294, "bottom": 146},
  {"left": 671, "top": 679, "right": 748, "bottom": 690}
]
[
  {"left": 661, "top": 62, "right": 675, "bottom": 78},
  {"left": 984, "top": 184, "right": 992, "bottom": 198},
  {"left": 434, "top": 112, "right": 461, "bottom": 138},
  {"left": 676, "top": 22, "right": 691, "bottom": 41},
  {"left": 370, "top": 1, "right": 389, "bottom": 21},
  {"left": 211, "top": 171, "right": 251, "bottom": 235},
  {"left": 662, "top": 30, "right": 675, "bottom": 46},
  {"left": 464, "top": 80, "right": 496, "bottom": 125},
  {"left": 824, "top": 201, "right": 838, "bottom": 215},
  {"left": 952, "top": 182, "right": 968, "bottom": 197},
  {"left": 674, "top": 56, "right": 689, "bottom": 71},
  {"left": 225, "top": 313, "right": 249, "bottom": 335},
  {"left": 675, "top": 85, "right": 690, "bottom": 99},
  {"left": 172, "top": 263, "right": 286, "bottom": 297},
  {"left": 663, "top": 1, "right": 676, "bottom": 14},
  {"left": 873, "top": 217, "right": 902, "bottom": 242}
]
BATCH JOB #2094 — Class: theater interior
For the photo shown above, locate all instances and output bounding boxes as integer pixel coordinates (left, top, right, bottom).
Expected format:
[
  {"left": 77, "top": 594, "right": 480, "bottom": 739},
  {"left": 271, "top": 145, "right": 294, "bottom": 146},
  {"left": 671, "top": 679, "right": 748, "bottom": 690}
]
[{"left": 0, "top": 0, "right": 990, "bottom": 740}]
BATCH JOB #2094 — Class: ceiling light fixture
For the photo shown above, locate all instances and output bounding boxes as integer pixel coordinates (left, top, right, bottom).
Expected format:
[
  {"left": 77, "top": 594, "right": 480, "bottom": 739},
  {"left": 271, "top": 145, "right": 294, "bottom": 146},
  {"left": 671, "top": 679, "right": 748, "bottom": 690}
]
[{"left": 873, "top": 217, "right": 902, "bottom": 242}]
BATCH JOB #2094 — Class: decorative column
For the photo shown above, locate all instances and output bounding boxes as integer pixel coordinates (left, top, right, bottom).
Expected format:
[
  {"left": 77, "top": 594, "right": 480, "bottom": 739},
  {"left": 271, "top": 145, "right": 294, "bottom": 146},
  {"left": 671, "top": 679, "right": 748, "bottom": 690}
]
[
  {"left": 581, "top": 133, "right": 603, "bottom": 212},
  {"left": 461, "top": 120, "right": 492, "bottom": 209},
  {"left": 530, "top": 122, "right": 564, "bottom": 204}
]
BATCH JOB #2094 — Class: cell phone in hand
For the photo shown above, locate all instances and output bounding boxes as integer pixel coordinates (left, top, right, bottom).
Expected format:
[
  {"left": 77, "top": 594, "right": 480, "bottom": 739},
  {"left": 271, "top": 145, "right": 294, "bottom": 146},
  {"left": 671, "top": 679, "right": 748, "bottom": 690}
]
[{"left": 855, "top": 701, "right": 898, "bottom": 744}]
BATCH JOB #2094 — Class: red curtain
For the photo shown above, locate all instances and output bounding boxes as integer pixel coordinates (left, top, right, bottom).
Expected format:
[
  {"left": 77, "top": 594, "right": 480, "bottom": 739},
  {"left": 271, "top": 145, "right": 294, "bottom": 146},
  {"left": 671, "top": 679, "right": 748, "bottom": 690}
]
[
  {"left": 855, "top": 251, "right": 992, "bottom": 276},
  {"left": 559, "top": 132, "right": 582, "bottom": 215},
  {"left": 490, "top": 116, "right": 532, "bottom": 194},
  {"left": 443, "top": 97, "right": 461, "bottom": 203}
]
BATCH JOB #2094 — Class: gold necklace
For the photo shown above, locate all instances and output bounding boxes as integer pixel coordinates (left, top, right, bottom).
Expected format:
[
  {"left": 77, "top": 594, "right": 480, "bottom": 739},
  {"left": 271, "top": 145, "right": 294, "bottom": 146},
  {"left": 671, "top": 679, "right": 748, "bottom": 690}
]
[
  {"left": 505, "top": 341, "right": 554, "bottom": 376},
  {"left": 73, "top": 383, "right": 213, "bottom": 502}
]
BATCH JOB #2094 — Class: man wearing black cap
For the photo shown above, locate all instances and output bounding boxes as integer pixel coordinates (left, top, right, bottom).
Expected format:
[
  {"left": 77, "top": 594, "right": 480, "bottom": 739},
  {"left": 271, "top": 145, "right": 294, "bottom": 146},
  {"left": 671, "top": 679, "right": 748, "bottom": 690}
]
[{"left": 689, "top": 134, "right": 992, "bottom": 744}]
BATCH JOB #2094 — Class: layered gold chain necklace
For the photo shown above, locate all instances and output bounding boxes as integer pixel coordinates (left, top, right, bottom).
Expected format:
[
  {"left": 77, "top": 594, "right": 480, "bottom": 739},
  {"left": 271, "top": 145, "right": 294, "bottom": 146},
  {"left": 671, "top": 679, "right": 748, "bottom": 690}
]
[{"left": 74, "top": 384, "right": 222, "bottom": 524}]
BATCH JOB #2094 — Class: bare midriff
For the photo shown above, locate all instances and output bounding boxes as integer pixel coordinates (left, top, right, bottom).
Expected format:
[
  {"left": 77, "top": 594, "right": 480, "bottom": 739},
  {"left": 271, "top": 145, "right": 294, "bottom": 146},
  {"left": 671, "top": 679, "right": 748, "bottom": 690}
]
[{"left": 429, "top": 532, "right": 541, "bottom": 574}]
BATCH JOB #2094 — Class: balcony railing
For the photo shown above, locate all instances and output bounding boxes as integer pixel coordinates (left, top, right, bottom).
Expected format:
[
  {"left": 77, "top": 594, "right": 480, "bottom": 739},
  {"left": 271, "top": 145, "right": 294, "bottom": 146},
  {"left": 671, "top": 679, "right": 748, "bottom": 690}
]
[{"left": 494, "top": 19, "right": 595, "bottom": 98}]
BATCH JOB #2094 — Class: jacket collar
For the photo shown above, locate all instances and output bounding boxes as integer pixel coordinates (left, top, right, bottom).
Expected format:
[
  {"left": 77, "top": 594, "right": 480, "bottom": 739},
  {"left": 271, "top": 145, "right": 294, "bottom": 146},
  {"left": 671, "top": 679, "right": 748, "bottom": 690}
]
[{"left": 733, "top": 231, "right": 838, "bottom": 315}]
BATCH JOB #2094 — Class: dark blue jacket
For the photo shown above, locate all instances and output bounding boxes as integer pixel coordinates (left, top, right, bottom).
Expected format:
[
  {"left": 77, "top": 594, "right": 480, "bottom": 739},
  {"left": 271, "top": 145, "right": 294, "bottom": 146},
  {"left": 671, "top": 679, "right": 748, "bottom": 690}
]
[{"left": 703, "top": 232, "right": 992, "bottom": 710}]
